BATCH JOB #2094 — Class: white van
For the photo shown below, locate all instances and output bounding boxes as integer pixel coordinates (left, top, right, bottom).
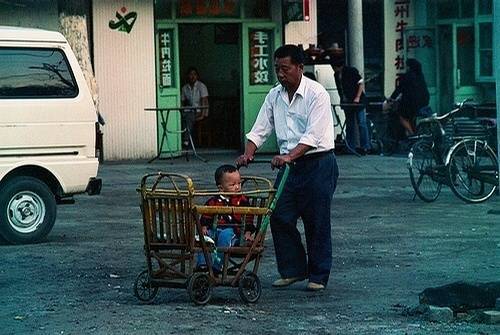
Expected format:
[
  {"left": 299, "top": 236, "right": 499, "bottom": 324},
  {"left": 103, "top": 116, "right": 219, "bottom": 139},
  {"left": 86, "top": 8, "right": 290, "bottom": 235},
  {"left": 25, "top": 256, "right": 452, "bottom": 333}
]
[{"left": 0, "top": 26, "right": 101, "bottom": 244}]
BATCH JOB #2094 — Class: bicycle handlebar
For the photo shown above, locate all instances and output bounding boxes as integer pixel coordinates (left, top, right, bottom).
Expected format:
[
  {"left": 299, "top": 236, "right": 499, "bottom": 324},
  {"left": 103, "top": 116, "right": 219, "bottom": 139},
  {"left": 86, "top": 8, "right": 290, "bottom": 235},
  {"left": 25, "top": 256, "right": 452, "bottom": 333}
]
[{"left": 420, "top": 98, "right": 473, "bottom": 124}]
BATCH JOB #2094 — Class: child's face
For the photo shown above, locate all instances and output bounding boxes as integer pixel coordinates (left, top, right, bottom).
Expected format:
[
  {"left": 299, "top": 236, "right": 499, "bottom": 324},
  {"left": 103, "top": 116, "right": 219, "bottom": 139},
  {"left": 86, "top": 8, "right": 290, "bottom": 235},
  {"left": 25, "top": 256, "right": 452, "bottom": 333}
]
[{"left": 218, "top": 171, "right": 242, "bottom": 193}]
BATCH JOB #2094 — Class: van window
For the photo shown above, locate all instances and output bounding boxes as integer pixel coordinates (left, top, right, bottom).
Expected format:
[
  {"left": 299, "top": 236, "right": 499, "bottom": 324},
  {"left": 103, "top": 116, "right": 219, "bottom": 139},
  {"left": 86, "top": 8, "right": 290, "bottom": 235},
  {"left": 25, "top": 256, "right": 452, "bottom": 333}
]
[{"left": 0, "top": 47, "right": 78, "bottom": 99}]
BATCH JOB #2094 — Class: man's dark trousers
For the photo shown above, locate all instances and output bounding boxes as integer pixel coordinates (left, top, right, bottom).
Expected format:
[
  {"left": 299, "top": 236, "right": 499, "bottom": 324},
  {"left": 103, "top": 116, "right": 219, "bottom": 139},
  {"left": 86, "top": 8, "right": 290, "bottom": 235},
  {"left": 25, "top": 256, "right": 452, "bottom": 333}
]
[{"left": 270, "top": 152, "right": 339, "bottom": 286}]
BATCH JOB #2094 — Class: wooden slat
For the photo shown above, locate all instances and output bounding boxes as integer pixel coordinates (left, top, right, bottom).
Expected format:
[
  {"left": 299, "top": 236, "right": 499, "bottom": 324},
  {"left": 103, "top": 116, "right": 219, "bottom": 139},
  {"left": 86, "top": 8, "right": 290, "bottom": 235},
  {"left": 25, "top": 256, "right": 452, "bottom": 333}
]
[
  {"left": 179, "top": 198, "right": 186, "bottom": 243},
  {"left": 194, "top": 206, "right": 269, "bottom": 215},
  {"left": 158, "top": 199, "right": 166, "bottom": 242},
  {"left": 171, "top": 198, "right": 178, "bottom": 243},
  {"left": 149, "top": 199, "right": 157, "bottom": 242}
]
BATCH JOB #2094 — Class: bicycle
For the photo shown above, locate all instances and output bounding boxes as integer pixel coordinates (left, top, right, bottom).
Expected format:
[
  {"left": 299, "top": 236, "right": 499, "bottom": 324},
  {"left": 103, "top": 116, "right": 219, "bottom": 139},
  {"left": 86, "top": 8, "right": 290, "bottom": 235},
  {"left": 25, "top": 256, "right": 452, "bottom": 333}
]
[{"left": 407, "top": 99, "right": 498, "bottom": 203}]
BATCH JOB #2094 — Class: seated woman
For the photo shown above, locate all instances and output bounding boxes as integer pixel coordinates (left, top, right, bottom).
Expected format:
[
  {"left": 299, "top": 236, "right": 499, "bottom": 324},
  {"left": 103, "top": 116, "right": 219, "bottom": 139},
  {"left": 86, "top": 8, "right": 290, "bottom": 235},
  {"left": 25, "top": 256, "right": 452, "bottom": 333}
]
[{"left": 388, "top": 58, "right": 430, "bottom": 136}]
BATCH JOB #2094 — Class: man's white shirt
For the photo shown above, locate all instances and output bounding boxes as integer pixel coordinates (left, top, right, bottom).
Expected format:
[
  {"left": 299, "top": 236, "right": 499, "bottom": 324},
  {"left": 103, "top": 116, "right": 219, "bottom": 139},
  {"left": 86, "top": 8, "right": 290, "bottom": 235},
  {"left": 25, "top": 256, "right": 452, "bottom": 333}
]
[
  {"left": 246, "top": 75, "right": 335, "bottom": 155},
  {"left": 181, "top": 81, "right": 208, "bottom": 107}
]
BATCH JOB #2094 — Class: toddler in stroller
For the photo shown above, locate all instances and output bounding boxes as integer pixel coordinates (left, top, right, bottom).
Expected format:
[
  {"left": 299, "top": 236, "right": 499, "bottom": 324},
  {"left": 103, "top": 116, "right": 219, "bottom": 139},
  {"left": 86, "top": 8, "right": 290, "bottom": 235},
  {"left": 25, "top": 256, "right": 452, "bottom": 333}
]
[{"left": 196, "top": 164, "right": 255, "bottom": 273}]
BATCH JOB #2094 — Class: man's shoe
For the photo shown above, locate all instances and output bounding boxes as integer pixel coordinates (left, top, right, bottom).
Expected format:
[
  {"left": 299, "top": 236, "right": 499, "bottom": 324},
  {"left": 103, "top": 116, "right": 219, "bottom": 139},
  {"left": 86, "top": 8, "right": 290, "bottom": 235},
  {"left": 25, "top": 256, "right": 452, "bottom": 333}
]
[
  {"left": 306, "top": 282, "right": 325, "bottom": 291},
  {"left": 272, "top": 276, "right": 305, "bottom": 287}
]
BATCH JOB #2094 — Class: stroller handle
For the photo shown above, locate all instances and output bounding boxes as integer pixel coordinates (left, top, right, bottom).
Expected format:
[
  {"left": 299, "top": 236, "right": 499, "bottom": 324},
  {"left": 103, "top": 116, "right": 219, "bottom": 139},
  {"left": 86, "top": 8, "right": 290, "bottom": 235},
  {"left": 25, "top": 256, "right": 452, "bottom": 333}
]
[{"left": 236, "top": 157, "right": 296, "bottom": 169}]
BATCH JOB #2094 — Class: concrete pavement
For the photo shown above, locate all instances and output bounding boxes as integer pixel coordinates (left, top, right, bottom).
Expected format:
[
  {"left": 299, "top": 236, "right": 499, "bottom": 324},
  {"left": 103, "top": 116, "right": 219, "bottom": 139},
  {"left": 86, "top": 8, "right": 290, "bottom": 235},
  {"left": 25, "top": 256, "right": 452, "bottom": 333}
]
[{"left": 2, "top": 151, "right": 500, "bottom": 334}]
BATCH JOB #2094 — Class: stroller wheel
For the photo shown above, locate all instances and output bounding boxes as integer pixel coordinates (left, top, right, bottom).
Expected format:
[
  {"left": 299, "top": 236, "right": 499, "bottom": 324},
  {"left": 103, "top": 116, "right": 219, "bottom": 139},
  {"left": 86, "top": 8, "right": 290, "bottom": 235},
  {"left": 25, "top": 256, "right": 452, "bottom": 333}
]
[
  {"left": 238, "top": 271, "right": 261, "bottom": 303},
  {"left": 188, "top": 272, "right": 212, "bottom": 305},
  {"left": 134, "top": 269, "right": 159, "bottom": 303}
]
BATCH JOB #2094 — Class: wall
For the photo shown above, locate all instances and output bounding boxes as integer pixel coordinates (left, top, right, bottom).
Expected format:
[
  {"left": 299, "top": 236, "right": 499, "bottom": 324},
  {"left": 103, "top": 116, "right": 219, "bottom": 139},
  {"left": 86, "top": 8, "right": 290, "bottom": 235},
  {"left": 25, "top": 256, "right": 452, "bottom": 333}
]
[
  {"left": 93, "top": 0, "right": 156, "bottom": 160},
  {"left": 0, "top": 0, "right": 58, "bottom": 30}
]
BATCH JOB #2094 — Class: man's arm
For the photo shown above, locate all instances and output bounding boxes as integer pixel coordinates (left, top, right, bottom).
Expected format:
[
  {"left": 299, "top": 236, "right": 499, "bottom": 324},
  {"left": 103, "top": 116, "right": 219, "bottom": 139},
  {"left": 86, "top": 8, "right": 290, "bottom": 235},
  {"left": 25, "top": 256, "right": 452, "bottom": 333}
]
[
  {"left": 271, "top": 143, "right": 313, "bottom": 168},
  {"left": 353, "top": 82, "right": 364, "bottom": 103},
  {"left": 196, "top": 95, "right": 209, "bottom": 121},
  {"left": 236, "top": 91, "right": 276, "bottom": 167},
  {"left": 281, "top": 89, "right": 332, "bottom": 166}
]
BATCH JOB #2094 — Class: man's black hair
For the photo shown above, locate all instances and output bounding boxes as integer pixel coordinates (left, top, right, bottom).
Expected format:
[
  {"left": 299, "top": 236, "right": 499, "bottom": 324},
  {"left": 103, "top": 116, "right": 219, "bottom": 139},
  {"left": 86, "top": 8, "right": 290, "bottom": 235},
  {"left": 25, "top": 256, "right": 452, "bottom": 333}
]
[
  {"left": 214, "top": 164, "right": 238, "bottom": 185},
  {"left": 274, "top": 44, "right": 305, "bottom": 65},
  {"left": 406, "top": 58, "right": 422, "bottom": 74},
  {"left": 186, "top": 66, "right": 199, "bottom": 76}
]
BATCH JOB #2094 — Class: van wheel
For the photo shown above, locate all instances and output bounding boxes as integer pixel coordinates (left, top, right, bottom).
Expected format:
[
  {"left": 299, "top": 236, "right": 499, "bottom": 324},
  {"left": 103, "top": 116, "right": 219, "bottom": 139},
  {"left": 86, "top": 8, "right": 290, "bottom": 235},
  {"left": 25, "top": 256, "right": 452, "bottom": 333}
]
[{"left": 0, "top": 177, "right": 56, "bottom": 244}]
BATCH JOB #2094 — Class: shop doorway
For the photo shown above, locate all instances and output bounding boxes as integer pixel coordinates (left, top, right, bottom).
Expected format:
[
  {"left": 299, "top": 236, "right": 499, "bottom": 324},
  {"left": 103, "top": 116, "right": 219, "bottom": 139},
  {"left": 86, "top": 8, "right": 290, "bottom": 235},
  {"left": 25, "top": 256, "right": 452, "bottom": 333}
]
[{"left": 178, "top": 23, "right": 241, "bottom": 149}]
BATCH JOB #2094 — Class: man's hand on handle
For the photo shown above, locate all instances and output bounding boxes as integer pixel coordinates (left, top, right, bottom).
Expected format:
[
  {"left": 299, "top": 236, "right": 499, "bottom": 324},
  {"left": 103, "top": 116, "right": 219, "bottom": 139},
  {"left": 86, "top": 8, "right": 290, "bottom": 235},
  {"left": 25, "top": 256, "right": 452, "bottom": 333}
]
[
  {"left": 271, "top": 154, "right": 292, "bottom": 169},
  {"left": 235, "top": 141, "right": 258, "bottom": 168},
  {"left": 235, "top": 153, "right": 254, "bottom": 168}
]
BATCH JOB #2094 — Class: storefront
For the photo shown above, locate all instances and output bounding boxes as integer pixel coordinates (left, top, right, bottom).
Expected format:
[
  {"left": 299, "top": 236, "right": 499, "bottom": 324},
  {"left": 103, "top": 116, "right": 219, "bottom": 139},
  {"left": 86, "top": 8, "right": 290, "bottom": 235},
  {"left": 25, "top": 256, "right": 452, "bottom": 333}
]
[
  {"left": 384, "top": 0, "right": 495, "bottom": 115},
  {"left": 90, "top": 0, "right": 284, "bottom": 159},
  {"left": 153, "top": 1, "right": 283, "bottom": 154}
]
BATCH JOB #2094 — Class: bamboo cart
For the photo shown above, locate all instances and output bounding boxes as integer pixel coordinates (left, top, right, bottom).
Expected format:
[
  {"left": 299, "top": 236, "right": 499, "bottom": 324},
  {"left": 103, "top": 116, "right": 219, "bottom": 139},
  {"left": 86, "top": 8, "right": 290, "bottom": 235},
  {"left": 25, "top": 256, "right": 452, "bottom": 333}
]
[{"left": 134, "top": 165, "right": 289, "bottom": 305}]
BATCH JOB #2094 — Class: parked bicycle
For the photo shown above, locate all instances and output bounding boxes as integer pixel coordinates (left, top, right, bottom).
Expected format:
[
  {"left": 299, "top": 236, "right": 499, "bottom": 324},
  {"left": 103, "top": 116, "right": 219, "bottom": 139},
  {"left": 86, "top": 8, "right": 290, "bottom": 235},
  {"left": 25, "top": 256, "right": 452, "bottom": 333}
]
[{"left": 407, "top": 99, "right": 498, "bottom": 203}]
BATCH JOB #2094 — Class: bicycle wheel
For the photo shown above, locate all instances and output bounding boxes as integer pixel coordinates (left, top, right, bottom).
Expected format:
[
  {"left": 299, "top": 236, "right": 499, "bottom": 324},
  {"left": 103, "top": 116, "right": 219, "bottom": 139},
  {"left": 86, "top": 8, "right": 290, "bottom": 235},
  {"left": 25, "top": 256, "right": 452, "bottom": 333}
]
[
  {"left": 408, "top": 140, "right": 442, "bottom": 202},
  {"left": 448, "top": 139, "right": 498, "bottom": 203}
]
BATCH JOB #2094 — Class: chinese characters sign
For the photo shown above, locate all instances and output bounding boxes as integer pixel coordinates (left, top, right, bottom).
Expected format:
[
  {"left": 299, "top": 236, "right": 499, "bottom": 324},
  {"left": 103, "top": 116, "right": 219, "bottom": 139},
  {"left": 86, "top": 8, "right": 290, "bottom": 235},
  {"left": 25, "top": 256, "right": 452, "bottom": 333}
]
[
  {"left": 249, "top": 29, "right": 273, "bottom": 85},
  {"left": 158, "top": 29, "right": 175, "bottom": 88},
  {"left": 179, "top": 0, "right": 239, "bottom": 17},
  {"left": 406, "top": 30, "right": 433, "bottom": 50},
  {"left": 406, "top": 27, "right": 436, "bottom": 87},
  {"left": 393, "top": 0, "right": 411, "bottom": 87}
]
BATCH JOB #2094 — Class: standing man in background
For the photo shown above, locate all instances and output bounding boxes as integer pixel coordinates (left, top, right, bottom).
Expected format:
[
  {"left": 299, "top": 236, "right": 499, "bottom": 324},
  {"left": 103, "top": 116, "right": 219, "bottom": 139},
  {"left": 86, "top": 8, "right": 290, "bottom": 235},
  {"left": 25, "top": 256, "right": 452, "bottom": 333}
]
[
  {"left": 181, "top": 67, "right": 209, "bottom": 148},
  {"left": 236, "top": 44, "right": 339, "bottom": 292},
  {"left": 331, "top": 58, "right": 371, "bottom": 155}
]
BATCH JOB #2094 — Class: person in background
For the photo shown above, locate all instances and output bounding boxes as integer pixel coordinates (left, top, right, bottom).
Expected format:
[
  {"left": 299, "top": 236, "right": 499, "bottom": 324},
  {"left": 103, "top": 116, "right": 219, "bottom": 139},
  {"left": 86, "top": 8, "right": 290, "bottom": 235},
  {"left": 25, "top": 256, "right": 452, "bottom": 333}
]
[
  {"left": 236, "top": 44, "right": 339, "bottom": 292},
  {"left": 388, "top": 58, "right": 430, "bottom": 136},
  {"left": 181, "top": 67, "right": 209, "bottom": 148},
  {"left": 331, "top": 58, "right": 371, "bottom": 155}
]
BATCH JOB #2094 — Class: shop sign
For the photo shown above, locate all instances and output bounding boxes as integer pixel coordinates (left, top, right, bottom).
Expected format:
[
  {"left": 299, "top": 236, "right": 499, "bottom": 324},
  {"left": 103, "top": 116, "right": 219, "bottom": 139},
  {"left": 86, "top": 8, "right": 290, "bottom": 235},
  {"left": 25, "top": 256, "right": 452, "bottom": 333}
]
[
  {"left": 392, "top": 0, "right": 411, "bottom": 87},
  {"left": 179, "top": 0, "right": 239, "bottom": 17},
  {"left": 407, "top": 31, "right": 433, "bottom": 50},
  {"left": 109, "top": 7, "right": 137, "bottom": 34},
  {"left": 158, "top": 29, "right": 175, "bottom": 88},
  {"left": 249, "top": 29, "right": 273, "bottom": 85}
]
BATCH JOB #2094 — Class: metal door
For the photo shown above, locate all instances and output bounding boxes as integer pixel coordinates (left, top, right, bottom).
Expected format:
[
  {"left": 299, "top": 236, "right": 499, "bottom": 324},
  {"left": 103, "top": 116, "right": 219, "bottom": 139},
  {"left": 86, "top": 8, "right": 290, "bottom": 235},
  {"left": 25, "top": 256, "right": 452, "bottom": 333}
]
[{"left": 155, "top": 23, "right": 182, "bottom": 154}]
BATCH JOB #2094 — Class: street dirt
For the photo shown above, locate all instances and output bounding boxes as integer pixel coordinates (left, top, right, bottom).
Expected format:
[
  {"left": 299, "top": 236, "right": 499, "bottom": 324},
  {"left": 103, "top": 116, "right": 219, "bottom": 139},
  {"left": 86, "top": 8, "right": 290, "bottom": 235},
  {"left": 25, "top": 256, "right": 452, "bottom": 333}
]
[{"left": 1, "top": 154, "right": 499, "bottom": 334}]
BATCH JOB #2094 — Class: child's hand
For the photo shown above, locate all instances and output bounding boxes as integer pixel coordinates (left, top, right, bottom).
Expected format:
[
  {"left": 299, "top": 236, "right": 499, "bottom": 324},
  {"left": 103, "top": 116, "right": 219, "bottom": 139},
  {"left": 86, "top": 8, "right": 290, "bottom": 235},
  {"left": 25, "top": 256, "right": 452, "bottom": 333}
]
[
  {"left": 202, "top": 226, "right": 208, "bottom": 235},
  {"left": 244, "top": 231, "right": 254, "bottom": 243}
]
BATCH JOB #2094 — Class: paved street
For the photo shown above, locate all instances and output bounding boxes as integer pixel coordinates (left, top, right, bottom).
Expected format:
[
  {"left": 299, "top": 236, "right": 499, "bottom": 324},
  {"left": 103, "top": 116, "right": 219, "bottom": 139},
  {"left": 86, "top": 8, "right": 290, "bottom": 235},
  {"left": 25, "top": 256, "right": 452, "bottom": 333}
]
[{"left": 2, "top": 151, "right": 500, "bottom": 334}]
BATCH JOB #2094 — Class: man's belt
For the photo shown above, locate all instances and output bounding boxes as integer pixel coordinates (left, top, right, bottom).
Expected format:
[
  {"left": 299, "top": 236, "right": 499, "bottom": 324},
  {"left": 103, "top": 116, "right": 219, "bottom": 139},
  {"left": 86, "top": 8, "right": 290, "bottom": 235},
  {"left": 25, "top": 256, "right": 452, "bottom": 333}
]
[{"left": 294, "top": 150, "right": 334, "bottom": 163}]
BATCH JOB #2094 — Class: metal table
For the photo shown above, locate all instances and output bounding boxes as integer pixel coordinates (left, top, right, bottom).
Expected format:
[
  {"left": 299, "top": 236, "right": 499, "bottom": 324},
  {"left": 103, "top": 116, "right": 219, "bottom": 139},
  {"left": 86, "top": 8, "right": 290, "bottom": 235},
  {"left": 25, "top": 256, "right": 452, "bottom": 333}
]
[{"left": 145, "top": 106, "right": 209, "bottom": 163}]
